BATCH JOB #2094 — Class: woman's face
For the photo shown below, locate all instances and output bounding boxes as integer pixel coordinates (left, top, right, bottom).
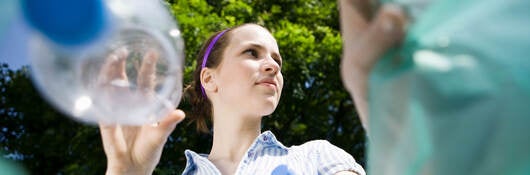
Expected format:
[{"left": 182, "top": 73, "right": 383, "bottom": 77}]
[{"left": 212, "top": 24, "right": 283, "bottom": 117}]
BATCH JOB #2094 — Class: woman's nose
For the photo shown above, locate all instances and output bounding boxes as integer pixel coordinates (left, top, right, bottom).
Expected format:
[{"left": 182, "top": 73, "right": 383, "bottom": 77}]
[{"left": 262, "top": 57, "right": 280, "bottom": 74}]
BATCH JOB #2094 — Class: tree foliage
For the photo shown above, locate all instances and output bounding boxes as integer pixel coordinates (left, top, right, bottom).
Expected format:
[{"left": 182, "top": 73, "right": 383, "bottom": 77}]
[{"left": 1, "top": 0, "right": 366, "bottom": 174}]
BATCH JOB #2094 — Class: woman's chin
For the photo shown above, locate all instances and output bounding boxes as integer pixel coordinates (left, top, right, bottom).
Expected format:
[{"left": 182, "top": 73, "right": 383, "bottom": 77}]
[
  {"left": 258, "top": 104, "right": 278, "bottom": 116},
  {"left": 250, "top": 96, "right": 280, "bottom": 116}
]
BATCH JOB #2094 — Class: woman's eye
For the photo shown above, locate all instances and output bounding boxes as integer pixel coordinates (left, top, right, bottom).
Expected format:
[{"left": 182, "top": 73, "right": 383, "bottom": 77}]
[
  {"left": 244, "top": 49, "right": 258, "bottom": 58},
  {"left": 274, "top": 58, "right": 283, "bottom": 67}
]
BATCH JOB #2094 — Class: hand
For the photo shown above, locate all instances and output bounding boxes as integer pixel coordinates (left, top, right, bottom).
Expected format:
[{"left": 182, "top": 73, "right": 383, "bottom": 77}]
[
  {"left": 97, "top": 47, "right": 186, "bottom": 174},
  {"left": 338, "top": 0, "right": 407, "bottom": 129},
  {"left": 100, "top": 110, "right": 185, "bottom": 175}
]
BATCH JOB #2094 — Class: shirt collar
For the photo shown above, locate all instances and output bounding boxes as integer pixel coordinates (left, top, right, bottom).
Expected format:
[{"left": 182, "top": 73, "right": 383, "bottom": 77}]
[{"left": 254, "top": 130, "right": 287, "bottom": 149}]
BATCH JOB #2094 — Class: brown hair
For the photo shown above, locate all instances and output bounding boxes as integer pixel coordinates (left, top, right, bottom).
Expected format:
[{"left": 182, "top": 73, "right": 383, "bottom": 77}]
[{"left": 183, "top": 29, "right": 230, "bottom": 133}]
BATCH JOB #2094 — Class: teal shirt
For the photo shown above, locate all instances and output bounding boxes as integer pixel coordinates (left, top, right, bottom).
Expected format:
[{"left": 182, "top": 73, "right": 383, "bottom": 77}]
[{"left": 368, "top": 0, "right": 530, "bottom": 174}]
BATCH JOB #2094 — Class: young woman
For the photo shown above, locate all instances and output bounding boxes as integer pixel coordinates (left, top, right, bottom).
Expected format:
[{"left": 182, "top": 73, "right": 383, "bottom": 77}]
[
  {"left": 100, "top": 0, "right": 403, "bottom": 174},
  {"left": 99, "top": 23, "right": 367, "bottom": 175}
]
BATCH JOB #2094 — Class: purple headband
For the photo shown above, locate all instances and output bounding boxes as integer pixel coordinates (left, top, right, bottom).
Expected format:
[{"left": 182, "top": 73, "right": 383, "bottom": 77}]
[{"left": 201, "top": 29, "right": 229, "bottom": 98}]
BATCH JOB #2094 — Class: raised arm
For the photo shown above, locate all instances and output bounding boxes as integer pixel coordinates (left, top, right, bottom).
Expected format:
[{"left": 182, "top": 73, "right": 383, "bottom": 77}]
[{"left": 338, "top": 0, "right": 407, "bottom": 130}]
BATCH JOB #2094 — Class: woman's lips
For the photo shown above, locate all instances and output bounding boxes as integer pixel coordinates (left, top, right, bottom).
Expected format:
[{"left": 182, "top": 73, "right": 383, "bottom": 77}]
[{"left": 256, "top": 78, "right": 277, "bottom": 90}]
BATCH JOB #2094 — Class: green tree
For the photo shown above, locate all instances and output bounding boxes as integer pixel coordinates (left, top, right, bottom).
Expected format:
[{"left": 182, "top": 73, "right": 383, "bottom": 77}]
[
  {"left": 1, "top": 0, "right": 365, "bottom": 174},
  {"left": 0, "top": 63, "right": 108, "bottom": 174}
]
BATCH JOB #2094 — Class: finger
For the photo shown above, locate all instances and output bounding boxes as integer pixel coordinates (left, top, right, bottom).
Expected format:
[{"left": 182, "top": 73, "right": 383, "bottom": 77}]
[
  {"left": 342, "top": 0, "right": 378, "bottom": 21},
  {"left": 99, "top": 123, "right": 141, "bottom": 154},
  {"left": 137, "top": 48, "right": 159, "bottom": 93},
  {"left": 338, "top": 0, "right": 370, "bottom": 45},
  {"left": 99, "top": 123, "right": 122, "bottom": 155},
  {"left": 99, "top": 47, "right": 130, "bottom": 87},
  {"left": 344, "top": 4, "right": 407, "bottom": 72}
]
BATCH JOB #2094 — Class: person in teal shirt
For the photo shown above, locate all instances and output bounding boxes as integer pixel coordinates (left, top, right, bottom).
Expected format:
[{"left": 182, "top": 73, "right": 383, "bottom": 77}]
[
  {"left": 0, "top": 156, "right": 27, "bottom": 175},
  {"left": 338, "top": 0, "right": 530, "bottom": 174}
]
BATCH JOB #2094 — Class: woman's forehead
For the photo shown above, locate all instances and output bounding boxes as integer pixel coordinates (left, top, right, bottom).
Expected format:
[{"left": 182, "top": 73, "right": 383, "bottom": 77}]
[{"left": 229, "top": 25, "right": 278, "bottom": 50}]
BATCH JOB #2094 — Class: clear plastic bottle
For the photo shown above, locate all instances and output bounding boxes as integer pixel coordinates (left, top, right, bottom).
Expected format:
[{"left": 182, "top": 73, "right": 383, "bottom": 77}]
[
  {"left": 23, "top": 0, "right": 184, "bottom": 125},
  {"left": 369, "top": 0, "right": 530, "bottom": 174}
]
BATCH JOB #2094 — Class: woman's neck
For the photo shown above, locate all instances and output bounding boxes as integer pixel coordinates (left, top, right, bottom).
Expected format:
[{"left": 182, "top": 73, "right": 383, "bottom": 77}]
[
  {"left": 208, "top": 112, "right": 262, "bottom": 174},
  {"left": 209, "top": 116, "right": 261, "bottom": 160}
]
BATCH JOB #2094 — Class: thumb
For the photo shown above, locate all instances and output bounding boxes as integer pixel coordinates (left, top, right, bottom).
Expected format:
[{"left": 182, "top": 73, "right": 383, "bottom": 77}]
[
  {"left": 145, "top": 109, "right": 185, "bottom": 143},
  {"left": 368, "top": 4, "right": 407, "bottom": 49},
  {"left": 156, "top": 109, "right": 186, "bottom": 131}
]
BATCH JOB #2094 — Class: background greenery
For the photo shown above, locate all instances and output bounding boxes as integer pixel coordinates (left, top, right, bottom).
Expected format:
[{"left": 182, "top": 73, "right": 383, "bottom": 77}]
[{"left": 0, "top": 0, "right": 366, "bottom": 174}]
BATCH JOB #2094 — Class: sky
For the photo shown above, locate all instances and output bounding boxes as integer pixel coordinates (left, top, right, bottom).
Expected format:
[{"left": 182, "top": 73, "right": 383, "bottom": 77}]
[{"left": 0, "top": 15, "right": 31, "bottom": 70}]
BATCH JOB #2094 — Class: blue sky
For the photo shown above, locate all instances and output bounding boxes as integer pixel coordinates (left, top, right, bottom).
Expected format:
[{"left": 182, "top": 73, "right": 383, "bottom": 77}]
[{"left": 0, "top": 15, "right": 30, "bottom": 70}]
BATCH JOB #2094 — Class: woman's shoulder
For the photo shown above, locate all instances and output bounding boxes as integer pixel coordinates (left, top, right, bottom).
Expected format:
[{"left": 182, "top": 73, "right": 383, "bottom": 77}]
[
  {"left": 284, "top": 139, "right": 352, "bottom": 160},
  {"left": 290, "top": 139, "right": 339, "bottom": 151},
  {"left": 286, "top": 139, "right": 366, "bottom": 175},
  {"left": 300, "top": 139, "right": 334, "bottom": 146}
]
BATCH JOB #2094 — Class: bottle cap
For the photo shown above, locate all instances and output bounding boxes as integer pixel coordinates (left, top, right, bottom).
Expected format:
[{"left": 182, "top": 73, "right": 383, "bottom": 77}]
[{"left": 21, "top": 0, "right": 108, "bottom": 46}]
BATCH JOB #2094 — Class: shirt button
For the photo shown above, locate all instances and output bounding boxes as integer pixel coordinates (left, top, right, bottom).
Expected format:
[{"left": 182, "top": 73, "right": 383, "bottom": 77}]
[
  {"left": 248, "top": 152, "right": 253, "bottom": 158},
  {"left": 263, "top": 135, "right": 269, "bottom": 141}
]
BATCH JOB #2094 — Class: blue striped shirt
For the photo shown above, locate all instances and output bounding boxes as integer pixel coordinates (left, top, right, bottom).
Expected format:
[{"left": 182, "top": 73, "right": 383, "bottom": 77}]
[{"left": 182, "top": 131, "right": 366, "bottom": 175}]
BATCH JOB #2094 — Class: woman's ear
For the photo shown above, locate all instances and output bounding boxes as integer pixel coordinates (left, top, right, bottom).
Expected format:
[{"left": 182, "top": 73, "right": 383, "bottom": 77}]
[{"left": 200, "top": 68, "right": 217, "bottom": 94}]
